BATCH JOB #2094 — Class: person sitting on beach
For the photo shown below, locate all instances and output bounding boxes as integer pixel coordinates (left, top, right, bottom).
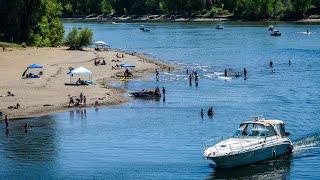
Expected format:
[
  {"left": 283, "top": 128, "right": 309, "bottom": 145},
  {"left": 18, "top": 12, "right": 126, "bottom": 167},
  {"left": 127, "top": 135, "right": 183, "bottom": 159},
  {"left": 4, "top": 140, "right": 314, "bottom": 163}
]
[
  {"left": 14, "top": 103, "right": 20, "bottom": 109},
  {"left": 121, "top": 54, "right": 124, "bottom": 58},
  {"left": 101, "top": 60, "right": 106, "bottom": 65},
  {"left": 76, "top": 78, "right": 83, "bottom": 85},
  {"left": 7, "top": 91, "right": 14, "bottom": 96}
]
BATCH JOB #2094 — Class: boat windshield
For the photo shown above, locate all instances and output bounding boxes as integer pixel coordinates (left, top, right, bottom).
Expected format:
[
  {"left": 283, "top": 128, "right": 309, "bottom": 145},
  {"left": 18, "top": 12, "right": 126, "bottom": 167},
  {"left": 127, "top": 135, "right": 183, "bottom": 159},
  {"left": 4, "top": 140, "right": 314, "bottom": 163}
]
[{"left": 233, "top": 123, "right": 276, "bottom": 138}]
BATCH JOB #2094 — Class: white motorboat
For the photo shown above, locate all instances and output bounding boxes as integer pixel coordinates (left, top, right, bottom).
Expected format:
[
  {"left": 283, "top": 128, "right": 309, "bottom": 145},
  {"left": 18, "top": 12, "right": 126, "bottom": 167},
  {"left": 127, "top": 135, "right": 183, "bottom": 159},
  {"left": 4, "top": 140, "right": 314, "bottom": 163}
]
[{"left": 204, "top": 116, "right": 293, "bottom": 168}]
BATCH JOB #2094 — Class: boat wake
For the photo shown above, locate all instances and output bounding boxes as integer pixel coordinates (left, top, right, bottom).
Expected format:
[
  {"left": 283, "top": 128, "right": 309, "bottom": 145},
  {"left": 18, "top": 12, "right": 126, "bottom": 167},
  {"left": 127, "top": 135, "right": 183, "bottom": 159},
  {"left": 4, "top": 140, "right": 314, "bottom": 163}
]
[{"left": 292, "top": 133, "right": 320, "bottom": 154}]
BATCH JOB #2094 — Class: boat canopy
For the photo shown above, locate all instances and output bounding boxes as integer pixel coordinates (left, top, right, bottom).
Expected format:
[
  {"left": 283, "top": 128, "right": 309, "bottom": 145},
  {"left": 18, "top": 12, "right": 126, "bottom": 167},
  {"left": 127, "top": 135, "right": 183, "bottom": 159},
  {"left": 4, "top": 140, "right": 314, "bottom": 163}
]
[{"left": 237, "top": 118, "right": 287, "bottom": 137}]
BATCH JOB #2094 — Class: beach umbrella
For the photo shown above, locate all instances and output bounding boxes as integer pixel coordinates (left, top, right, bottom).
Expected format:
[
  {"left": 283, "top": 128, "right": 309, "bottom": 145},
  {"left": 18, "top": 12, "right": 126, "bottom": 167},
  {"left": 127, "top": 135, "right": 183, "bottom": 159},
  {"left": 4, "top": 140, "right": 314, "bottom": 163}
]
[
  {"left": 70, "top": 67, "right": 92, "bottom": 75},
  {"left": 22, "top": 64, "right": 43, "bottom": 77},
  {"left": 28, "top": 64, "right": 43, "bottom": 68},
  {"left": 120, "top": 63, "right": 136, "bottom": 68},
  {"left": 69, "top": 67, "right": 92, "bottom": 83},
  {"left": 95, "top": 41, "right": 107, "bottom": 46}
]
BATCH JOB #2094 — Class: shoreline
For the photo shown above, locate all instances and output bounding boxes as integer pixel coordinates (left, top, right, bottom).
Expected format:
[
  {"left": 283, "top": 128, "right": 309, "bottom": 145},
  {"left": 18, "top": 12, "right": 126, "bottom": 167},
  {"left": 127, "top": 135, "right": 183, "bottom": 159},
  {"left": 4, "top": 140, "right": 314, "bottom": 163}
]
[
  {"left": 0, "top": 47, "right": 175, "bottom": 120},
  {"left": 61, "top": 15, "right": 320, "bottom": 23}
]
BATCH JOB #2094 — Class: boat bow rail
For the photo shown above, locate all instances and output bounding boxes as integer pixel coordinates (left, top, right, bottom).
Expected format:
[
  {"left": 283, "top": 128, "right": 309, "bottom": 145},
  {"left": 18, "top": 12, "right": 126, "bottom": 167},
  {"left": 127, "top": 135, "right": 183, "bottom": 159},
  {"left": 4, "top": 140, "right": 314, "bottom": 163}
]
[{"left": 204, "top": 136, "right": 285, "bottom": 158}]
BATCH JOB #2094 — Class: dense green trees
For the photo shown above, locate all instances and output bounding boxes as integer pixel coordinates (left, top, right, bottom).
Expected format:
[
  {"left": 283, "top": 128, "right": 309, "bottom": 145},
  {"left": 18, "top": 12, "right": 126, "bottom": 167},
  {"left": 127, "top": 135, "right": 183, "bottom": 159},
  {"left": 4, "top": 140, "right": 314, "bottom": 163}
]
[
  {"left": 58, "top": 0, "right": 320, "bottom": 20},
  {"left": 0, "top": 0, "right": 64, "bottom": 46},
  {"left": 65, "top": 28, "right": 93, "bottom": 50}
]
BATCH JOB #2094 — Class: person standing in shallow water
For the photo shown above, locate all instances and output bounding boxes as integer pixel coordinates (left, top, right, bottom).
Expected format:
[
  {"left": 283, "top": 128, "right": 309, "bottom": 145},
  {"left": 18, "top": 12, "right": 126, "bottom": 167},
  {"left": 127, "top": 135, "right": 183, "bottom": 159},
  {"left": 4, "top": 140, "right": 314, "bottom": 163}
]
[
  {"left": 189, "top": 74, "right": 192, "bottom": 86},
  {"left": 243, "top": 68, "right": 247, "bottom": 77},
  {"left": 224, "top": 69, "right": 227, "bottom": 77},
  {"left": 4, "top": 115, "right": 8, "bottom": 129},
  {"left": 269, "top": 60, "right": 273, "bottom": 68}
]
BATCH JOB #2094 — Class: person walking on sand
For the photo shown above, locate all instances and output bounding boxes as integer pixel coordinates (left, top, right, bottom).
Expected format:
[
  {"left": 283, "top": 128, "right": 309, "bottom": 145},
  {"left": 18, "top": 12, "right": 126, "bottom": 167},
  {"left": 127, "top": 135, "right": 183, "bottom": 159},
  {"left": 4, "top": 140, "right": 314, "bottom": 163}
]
[
  {"left": 4, "top": 115, "right": 8, "bottom": 129},
  {"left": 68, "top": 95, "right": 74, "bottom": 107}
]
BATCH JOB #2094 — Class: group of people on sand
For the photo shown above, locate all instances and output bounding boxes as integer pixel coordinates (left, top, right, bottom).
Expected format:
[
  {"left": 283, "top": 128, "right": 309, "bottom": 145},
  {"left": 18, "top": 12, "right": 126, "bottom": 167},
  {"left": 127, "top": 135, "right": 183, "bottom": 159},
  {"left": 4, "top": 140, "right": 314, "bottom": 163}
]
[
  {"left": 75, "top": 78, "right": 87, "bottom": 85},
  {"left": 94, "top": 58, "right": 106, "bottom": 66},
  {"left": 68, "top": 92, "right": 86, "bottom": 107},
  {"left": 116, "top": 53, "right": 125, "bottom": 58},
  {"left": 187, "top": 69, "right": 199, "bottom": 86},
  {"left": 124, "top": 68, "right": 133, "bottom": 78},
  {"left": 200, "top": 107, "right": 214, "bottom": 119},
  {"left": 25, "top": 72, "right": 41, "bottom": 79}
]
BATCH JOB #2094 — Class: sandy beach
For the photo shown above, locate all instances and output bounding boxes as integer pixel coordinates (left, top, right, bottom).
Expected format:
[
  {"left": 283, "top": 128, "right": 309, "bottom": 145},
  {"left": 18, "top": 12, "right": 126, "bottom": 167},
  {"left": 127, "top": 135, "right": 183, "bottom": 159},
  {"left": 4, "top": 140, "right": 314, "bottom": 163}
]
[{"left": 0, "top": 47, "right": 173, "bottom": 120}]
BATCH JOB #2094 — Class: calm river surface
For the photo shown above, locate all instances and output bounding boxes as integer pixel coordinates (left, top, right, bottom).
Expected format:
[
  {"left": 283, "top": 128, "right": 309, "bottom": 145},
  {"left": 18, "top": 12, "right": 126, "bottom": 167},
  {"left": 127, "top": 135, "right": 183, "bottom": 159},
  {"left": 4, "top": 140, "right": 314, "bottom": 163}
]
[{"left": 1, "top": 22, "right": 320, "bottom": 179}]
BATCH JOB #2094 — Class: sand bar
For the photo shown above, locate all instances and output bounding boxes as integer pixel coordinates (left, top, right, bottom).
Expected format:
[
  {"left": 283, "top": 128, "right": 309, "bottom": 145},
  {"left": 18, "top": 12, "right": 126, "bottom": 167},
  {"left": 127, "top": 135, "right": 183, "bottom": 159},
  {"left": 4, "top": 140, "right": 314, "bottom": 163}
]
[{"left": 0, "top": 47, "right": 173, "bottom": 120}]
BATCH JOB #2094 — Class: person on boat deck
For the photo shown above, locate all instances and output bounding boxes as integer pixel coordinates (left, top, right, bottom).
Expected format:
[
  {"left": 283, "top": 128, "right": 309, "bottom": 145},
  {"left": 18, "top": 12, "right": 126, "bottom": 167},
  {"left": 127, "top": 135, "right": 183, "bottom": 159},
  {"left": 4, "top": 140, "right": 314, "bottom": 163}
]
[
  {"left": 155, "top": 87, "right": 160, "bottom": 94},
  {"left": 224, "top": 69, "right": 227, "bottom": 77}
]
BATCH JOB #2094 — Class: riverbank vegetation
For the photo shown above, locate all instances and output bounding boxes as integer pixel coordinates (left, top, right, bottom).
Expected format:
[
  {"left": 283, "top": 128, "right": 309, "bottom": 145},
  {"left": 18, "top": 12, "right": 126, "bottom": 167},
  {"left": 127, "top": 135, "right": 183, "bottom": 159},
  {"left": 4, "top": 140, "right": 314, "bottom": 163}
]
[
  {"left": 0, "top": 0, "right": 64, "bottom": 46},
  {"left": 58, "top": 0, "right": 320, "bottom": 20},
  {"left": 65, "top": 28, "right": 93, "bottom": 50}
]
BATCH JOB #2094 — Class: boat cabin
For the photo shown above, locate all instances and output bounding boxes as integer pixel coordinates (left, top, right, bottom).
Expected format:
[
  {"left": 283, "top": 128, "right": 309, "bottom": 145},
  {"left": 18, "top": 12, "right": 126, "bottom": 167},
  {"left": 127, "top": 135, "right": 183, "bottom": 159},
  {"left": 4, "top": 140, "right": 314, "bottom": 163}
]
[{"left": 233, "top": 117, "right": 288, "bottom": 138}]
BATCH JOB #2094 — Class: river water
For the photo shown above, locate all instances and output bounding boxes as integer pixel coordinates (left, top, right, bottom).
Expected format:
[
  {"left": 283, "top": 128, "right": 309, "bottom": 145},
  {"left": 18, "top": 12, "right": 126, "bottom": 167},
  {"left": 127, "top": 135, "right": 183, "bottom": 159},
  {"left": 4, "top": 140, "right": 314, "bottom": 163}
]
[{"left": 1, "top": 22, "right": 320, "bottom": 179}]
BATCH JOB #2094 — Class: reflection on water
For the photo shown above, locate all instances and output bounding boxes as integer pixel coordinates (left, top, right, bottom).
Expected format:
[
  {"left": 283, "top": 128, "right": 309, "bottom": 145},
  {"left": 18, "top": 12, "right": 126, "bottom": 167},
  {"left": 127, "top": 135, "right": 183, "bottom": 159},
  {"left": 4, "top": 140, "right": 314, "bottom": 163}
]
[{"left": 209, "top": 155, "right": 292, "bottom": 179}]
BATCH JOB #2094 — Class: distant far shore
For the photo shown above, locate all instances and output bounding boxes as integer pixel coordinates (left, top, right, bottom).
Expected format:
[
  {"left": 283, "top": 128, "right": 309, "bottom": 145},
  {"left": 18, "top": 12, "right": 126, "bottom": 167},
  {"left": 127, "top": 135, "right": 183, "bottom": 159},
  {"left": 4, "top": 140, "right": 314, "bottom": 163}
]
[
  {"left": 0, "top": 46, "right": 174, "bottom": 120},
  {"left": 61, "top": 14, "right": 320, "bottom": 23}
]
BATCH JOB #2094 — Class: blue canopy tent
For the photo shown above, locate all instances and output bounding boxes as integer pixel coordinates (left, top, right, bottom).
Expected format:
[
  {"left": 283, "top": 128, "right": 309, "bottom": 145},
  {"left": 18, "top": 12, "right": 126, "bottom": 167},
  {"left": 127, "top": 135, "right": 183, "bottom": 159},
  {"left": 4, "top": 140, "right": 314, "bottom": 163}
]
[
  {"left": 28, "top": 64, "right": 43, "bottom": 68},
  {"left": 120, "top": 63, "right": 135, "bottom": 68},
  {"left": 22, "top": 64, "right": 44, "bottom": 77}
]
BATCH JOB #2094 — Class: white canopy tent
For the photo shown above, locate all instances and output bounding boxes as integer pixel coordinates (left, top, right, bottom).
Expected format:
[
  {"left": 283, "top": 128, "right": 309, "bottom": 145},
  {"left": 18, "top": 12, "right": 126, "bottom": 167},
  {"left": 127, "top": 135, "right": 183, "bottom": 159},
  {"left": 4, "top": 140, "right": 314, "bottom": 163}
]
[
  {"left": 95, "top": 41, "right": 109, "bottom": 50},
  {"left": 69, "top": 67, "right": 92, "bottom": 84}
]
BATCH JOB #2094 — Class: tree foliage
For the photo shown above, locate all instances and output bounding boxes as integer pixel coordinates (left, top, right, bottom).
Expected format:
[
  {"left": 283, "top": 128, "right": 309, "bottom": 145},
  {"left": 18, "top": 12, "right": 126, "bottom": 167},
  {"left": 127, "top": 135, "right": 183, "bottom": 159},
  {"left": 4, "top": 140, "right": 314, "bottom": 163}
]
[
  {"left": 65, "top": 28, "right": 93, "bottom": 50},
  {"left": 58, "top": 0, "right": 320, "bottom": 20},
  {"left": 0, "top": 0, "right": 64, "bottom": 46}
]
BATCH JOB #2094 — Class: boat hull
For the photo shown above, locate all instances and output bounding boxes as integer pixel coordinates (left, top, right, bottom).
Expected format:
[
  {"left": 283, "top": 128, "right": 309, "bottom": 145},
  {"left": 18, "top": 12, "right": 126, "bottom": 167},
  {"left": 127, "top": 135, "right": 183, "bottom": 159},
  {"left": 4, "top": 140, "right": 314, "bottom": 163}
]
[{"left": 208, "top": 143, "right": 292, "bottom": 168}]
